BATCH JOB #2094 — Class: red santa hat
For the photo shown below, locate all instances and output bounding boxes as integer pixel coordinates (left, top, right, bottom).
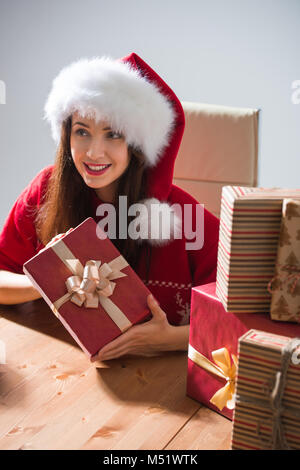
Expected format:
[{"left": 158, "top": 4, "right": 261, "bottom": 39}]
[{"left": 44, "top": 54, "right": 177, "bottom": 168}]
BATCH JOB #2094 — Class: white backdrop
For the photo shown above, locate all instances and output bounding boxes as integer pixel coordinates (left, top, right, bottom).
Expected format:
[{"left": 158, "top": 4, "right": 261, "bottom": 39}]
[{"left": 0, "top": 0, "right": 299, "bottom": 227}]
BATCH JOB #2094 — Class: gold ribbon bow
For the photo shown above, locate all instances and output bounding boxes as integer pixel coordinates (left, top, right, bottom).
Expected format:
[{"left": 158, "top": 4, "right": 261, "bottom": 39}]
[
  {"left": 57, "top": 259, "right": 125, "bottom": 309},
  {"left": 188, "top": 344, "right": 237, "bottom": 411},
  {"left": 49, "top": 240, "right": 132, "bottom": 332}
]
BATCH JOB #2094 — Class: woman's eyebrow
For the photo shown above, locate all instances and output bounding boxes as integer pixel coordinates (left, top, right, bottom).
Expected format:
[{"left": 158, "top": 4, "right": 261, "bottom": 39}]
[
  {"left": 72, "top": 122, "right": 112, "bottom": 131},
  {"left": 72, "top": 121, "right": 90, "bottom": 128}
]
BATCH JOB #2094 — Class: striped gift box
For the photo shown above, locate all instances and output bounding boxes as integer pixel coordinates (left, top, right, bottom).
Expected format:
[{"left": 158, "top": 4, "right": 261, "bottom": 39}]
[
  {"left": 231, "top": 329, "right": 300, "bottom": 450},
  {"left": 216, "top": 186, "right": 300, "bottom": 313}
]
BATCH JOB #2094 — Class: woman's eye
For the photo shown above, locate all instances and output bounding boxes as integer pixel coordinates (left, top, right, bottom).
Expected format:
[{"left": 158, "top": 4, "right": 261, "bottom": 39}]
[
  {"left": 75, "top": 128, "right": 89, "bottom": 137},
  {"left": 108, "top": 131, "right": 123, "bottom": 139}
]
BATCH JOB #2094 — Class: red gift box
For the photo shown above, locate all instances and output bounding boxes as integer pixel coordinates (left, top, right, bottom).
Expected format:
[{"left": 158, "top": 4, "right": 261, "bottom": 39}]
[
  {"left": 187, "top": 282, "right": 300, "bottom": 420},
  {"left": 23, "top": 217, "right": 152, "bottom": 360}
]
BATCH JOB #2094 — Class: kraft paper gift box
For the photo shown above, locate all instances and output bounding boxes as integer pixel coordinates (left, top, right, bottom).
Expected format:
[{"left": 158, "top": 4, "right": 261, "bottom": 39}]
[
  {"left": 231, "top": 329, "right": 300, "bottom": 450},
  {"left": 186, "top": 282, "right": 300, "bottom": 420},
  {"left": 23, "top": 217, "right": 152, "bottom": 360},
  {"left": 268, "top": 199, "right": 300, "bottom": 323},
  {"left": 216, "top": 186, "right": 300, "bottom": 314}
]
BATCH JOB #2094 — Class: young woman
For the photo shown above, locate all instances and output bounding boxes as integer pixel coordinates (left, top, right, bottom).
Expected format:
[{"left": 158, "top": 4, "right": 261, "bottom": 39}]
[{"left": 0, "top": 53, "right": 220, "bottom": 361}]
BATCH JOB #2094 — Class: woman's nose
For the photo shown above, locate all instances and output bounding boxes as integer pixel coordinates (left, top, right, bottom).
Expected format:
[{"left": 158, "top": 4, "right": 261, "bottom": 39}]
[{"left": 86, "top": 136, "right": 106, "bottom": 160}]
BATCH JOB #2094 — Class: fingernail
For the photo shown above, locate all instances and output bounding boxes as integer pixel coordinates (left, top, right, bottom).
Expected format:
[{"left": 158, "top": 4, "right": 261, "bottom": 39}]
[{"left": 98, "top": 349, "right": 107, "bottom": 360}]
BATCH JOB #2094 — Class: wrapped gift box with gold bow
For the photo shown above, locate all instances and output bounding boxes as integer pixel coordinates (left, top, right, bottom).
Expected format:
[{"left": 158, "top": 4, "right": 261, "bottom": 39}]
[
  {"left": 232, "top": 329, "right": 300, "bottom": 450},
  {"left": 23, "top": 217, "right": 152, "bottom": 360},
  {"left": 187, "top": 282, "right": 300, "bottom": 420}
]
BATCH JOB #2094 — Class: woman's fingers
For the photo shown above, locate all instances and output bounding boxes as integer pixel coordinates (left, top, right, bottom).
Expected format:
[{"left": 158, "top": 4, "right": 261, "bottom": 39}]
[
  {"left": 45, "top": 227, "right": 74, "bottom": 249},
  {"left": 147, "top": 294, "right": 167, "bottom": 321},
  {"left": 90, "top": 297, "right": 170, "bottom": 362},
  {"left": 95, "top": 329, "right": 136, "bottom": 361}
]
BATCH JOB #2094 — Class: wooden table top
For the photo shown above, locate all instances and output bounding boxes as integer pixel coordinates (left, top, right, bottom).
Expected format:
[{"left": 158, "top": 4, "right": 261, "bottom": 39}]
[{"left": 0, "top": 299, "right": 232, "bottom": 450}]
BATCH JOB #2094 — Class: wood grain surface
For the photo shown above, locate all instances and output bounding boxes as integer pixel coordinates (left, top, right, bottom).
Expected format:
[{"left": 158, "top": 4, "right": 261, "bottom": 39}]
[{"left": 0, "top": 299, "right": 232, "bottom": 450}]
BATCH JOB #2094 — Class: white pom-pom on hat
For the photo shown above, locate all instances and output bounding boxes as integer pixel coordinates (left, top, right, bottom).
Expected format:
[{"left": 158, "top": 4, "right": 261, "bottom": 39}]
[{"left": 128, "top": 197, "right": 182, "bottom": 245}]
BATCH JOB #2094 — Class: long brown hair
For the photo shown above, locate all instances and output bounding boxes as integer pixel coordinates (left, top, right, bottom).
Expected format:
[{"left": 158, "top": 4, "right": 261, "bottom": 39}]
[{"left": 35, "top": 116, "right": 151, "bottom": 272}]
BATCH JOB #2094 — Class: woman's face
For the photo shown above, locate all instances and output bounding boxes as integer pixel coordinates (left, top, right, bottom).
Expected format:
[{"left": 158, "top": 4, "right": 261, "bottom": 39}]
[{"left": 70, "top": 111, "right": 130, "bottom": 201}]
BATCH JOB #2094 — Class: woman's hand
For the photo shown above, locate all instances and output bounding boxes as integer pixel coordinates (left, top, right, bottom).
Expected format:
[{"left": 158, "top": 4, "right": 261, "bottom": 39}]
[
  {"left": 91, "top": 294, "right": 188, "bottom": 362},
  {"left": 41, "top": 228, "right": 74, "bottom": 251}
]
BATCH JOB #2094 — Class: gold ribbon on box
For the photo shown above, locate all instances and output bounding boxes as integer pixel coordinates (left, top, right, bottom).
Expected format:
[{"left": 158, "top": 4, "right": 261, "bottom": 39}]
[
  {"left": 188, "top": 344, "right": 237, "bottom": 411},
  {"left": 49, "top": 240, "right": 132, "bottom": 333}
]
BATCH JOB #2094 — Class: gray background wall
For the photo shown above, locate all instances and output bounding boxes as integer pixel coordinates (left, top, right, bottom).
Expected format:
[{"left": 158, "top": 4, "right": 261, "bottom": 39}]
[{"left": 0, "top": 0, "right": 299, "bottom": 227}]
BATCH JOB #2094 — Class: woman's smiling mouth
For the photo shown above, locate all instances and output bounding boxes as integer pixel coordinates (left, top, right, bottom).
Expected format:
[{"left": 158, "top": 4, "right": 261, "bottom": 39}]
[{"left": 83, "top": 162, "right": 112, "bottom": 175}]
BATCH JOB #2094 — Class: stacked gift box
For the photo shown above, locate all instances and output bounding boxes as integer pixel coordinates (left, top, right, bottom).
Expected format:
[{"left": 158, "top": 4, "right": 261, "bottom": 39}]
[
  {"left": 186, "top": 185, "right": 300, "bottom": 450},
  {"left": 186, "top": 282, "right": 300, "bottom": 421},
  {"left": 232, "top": 330, "right": 300, "bottom": 450},
  {"left": 216, "top": 186, "right": 300, "bottom": 313}
]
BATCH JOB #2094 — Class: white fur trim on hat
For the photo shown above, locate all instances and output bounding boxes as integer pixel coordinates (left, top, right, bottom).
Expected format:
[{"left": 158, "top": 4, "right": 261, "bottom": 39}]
[
  {"left": 44, "top": 56, "right": 176, "bottom": 167},
  {"left": 129, "top": 197, "right": 182, "bottom": 245}
]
